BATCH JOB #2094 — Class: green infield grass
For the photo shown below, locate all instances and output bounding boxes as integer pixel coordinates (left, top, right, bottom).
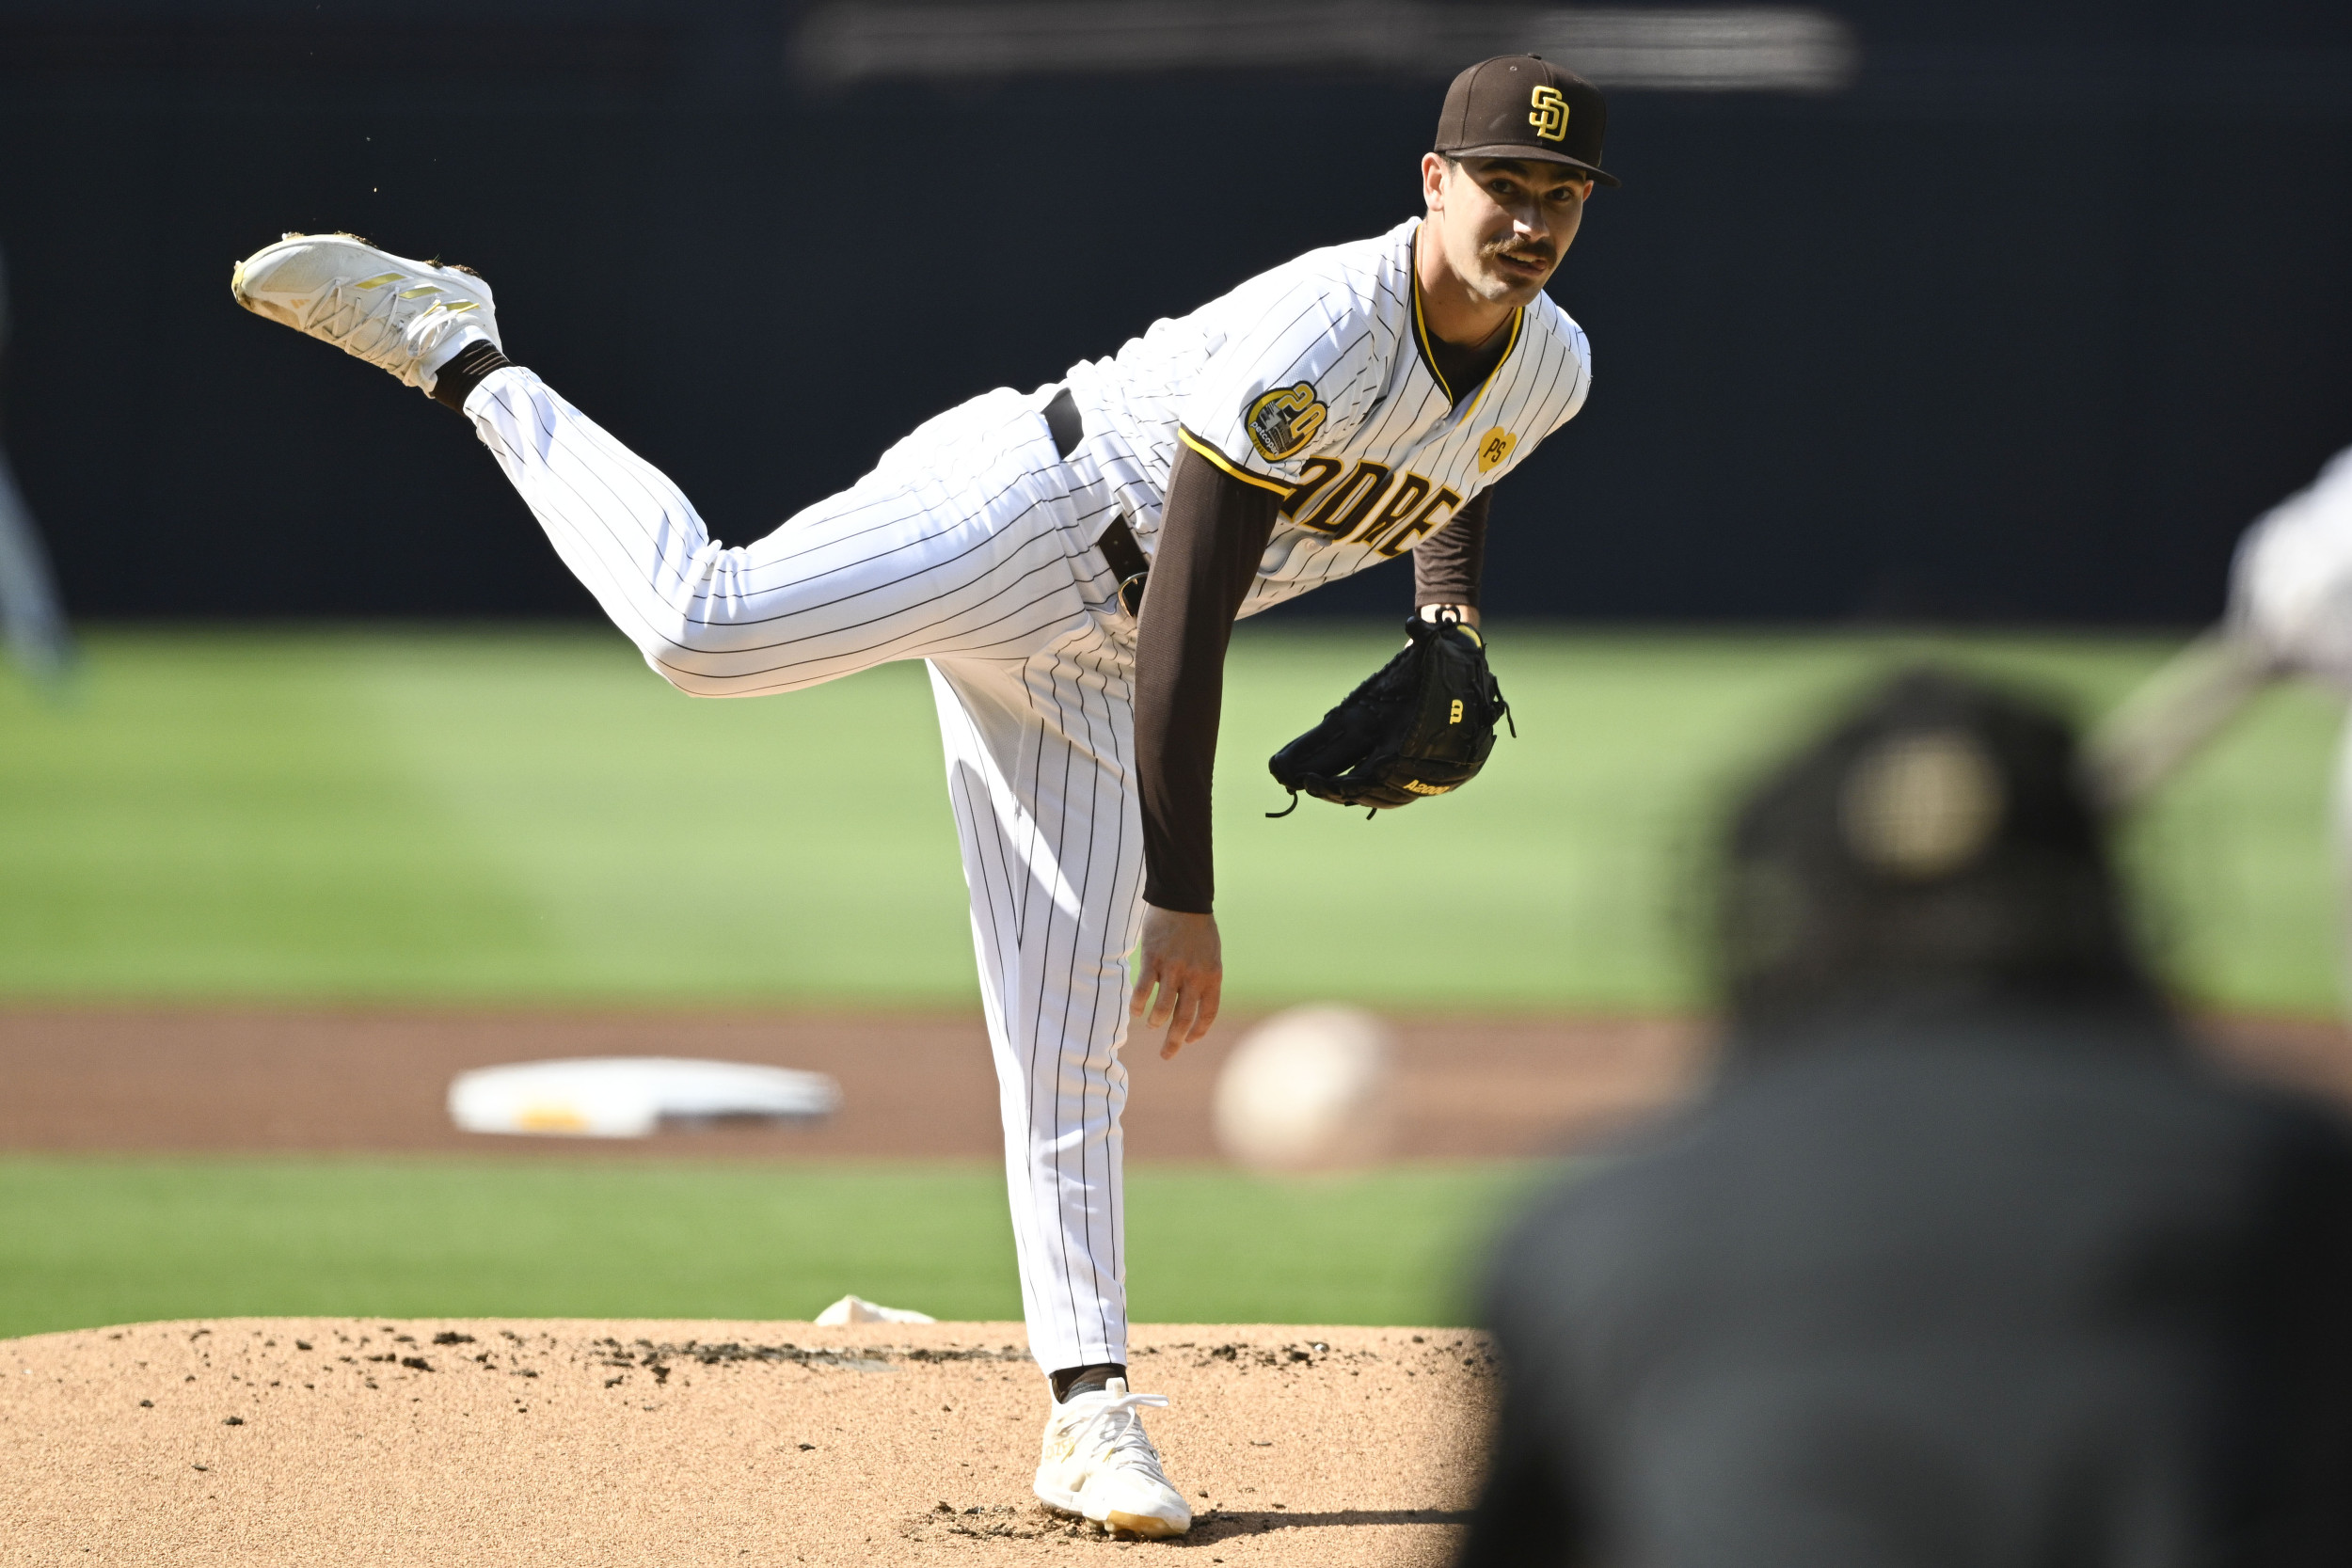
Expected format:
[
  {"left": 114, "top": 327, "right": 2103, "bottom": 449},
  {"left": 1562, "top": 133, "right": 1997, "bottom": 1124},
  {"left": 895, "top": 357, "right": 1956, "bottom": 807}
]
[
  {"left": 0, "top": 1157, "right": 1546, "bottom": 1341},
  {"left": 0, "top": 625, "right": 2340, "bottom": 1013}
]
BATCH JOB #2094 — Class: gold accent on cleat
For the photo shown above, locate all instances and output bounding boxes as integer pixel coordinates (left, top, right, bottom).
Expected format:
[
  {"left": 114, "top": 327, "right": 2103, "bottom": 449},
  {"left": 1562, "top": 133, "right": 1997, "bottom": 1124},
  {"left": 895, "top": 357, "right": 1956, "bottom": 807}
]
[
  {"left": 1103, "top": 1512, "right": 1184, "bottom": 1539},
  {"left": 230, "top": 230, "right": 501, "bottom": 389}
]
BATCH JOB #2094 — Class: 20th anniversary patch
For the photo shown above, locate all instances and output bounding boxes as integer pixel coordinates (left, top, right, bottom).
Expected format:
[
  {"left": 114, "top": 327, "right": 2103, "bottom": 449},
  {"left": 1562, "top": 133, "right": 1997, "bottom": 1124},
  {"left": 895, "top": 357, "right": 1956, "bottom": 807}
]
[{"left": 1245, "top": 382, "right": 1329, "bottom": 462}]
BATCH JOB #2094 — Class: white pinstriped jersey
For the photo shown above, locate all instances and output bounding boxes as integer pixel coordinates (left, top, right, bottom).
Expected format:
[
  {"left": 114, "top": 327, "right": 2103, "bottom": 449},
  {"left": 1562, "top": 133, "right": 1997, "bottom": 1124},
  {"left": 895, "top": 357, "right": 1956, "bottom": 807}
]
[
  {"left": 438, "top": 209, "right": 1583, "bottom": 1387},
  {"left": 1060, "top": 215, "right": 1593, "bottom": 617},
  {"left": 448, "top": 214, "right": 1589, "bottom": 1382}
]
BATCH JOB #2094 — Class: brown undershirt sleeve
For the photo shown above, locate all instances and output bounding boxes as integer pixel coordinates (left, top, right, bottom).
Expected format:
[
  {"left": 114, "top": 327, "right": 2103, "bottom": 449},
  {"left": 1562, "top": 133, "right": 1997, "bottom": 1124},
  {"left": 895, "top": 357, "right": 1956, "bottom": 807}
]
[
  {"left": 1134, "top": 446, "right": 1281, "bottom": 914},
  {"left": 1413, "top": 487, "right": 1490, "bottom": 610}
]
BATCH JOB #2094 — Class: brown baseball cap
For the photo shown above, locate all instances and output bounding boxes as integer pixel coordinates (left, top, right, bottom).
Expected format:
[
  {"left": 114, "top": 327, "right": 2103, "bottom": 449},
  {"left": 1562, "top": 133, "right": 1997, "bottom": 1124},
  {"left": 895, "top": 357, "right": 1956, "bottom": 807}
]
[{"left": 1434, "top": 55, "right": 1617, "bottom": 187}]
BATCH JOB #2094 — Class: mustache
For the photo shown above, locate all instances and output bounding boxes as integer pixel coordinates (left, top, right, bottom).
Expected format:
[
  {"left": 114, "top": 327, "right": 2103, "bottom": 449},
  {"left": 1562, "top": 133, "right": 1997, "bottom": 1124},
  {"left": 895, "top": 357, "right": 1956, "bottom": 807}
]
[{"left": 1484, "top": 238, "right": 1555, "bottom": 265}]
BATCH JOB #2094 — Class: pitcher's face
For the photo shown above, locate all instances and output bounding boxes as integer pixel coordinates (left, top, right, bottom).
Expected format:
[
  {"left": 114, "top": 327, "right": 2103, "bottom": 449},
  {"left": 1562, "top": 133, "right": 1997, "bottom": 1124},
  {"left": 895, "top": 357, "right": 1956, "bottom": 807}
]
[{"left": 1422, "top": 154, "right": 1592, "bottom": 309}]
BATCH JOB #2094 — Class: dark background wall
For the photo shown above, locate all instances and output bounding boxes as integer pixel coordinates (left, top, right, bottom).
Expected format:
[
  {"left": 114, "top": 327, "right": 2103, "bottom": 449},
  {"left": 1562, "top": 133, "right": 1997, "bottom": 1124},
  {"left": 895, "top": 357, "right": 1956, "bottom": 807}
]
[{"left": 1, "top": 0, "right": 2347, "bottom": 624}]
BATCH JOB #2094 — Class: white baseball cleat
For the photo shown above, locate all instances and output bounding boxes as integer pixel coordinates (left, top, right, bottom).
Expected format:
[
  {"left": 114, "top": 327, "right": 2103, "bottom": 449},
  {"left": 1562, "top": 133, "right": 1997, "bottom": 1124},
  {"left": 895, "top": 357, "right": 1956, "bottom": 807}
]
[
  {"left": 1032, "top": 1378, "right": 1193, "bottom": 1538},
  {"left": 230, "top": 232, "right": 499, "bottom": 395}
]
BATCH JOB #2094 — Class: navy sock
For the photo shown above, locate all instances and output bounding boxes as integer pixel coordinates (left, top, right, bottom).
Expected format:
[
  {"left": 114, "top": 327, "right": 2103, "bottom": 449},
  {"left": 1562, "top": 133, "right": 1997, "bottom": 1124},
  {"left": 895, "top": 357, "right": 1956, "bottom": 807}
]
[
  {"left": 1050, "top": 1363, "right": 1125, "bottom": 1403},
  {"left": 430, "top": 340, "right": 513, "bottom": 411}
]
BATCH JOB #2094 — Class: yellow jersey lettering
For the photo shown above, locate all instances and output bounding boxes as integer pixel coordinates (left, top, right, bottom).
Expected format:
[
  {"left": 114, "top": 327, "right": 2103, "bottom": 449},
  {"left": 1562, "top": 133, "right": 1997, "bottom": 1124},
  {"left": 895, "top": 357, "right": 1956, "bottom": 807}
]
[
  {"left": 1374, "top": 485, "right": 1463, "bottom": 558},
  {"left": 1296, "top": 460, "right": 1393, "bottom": 536},
  {"left": 1278, "top": 456, "right": 1347, "bottom": 519},
  {"left": 1449, "top": 699, "right": 1464, "bottom": 724},
  {"left": 1350, "top": 473, "right": 1434, "bottom": 549}
]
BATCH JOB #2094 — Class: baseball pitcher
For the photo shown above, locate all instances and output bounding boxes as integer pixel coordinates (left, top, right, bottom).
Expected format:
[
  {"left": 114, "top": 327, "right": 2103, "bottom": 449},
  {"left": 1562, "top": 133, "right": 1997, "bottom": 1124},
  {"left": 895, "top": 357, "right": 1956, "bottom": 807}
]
[{"left": 230, "top": 55, "right": 1613, "bottom": 1537}]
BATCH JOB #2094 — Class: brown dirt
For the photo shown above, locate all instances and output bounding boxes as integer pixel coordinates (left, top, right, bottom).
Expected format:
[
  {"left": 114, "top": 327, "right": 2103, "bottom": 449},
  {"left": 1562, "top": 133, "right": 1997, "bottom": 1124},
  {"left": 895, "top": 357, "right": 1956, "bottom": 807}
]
[
  {"left": 0, "top": 1008, "right": 1702, "bottom": 1160},
  {"left": 1, "top": 1007, "right": 2345, "bottom": 1162},
  {"left": 5, "top": 1014, "right": 2344, "bottom": 1566},
  {"left": 0, "top": 1318, "right": 1492, "bottom": 1567}
]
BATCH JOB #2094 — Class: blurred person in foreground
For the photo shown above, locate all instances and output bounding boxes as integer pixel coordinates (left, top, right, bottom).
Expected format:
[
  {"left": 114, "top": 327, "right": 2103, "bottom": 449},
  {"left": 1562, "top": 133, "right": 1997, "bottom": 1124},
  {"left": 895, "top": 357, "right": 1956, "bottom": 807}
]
[{"left": 1459, "top": 667, "right": 2352, "bottom": 1567}]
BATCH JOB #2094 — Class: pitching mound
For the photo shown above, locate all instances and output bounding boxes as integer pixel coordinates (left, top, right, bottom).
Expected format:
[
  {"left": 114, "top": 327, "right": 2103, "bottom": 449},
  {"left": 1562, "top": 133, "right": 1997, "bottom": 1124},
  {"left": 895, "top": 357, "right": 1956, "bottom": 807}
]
[{"left": 1, "top": 1319, "right": 1494, "bottom": 1566}]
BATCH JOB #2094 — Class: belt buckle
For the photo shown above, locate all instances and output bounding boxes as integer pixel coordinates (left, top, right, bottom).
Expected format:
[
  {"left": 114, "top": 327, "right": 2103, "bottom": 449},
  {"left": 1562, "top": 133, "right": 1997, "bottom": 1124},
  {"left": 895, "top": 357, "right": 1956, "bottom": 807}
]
[{"left": 1118, "top": 571, "right": 1150, "bottom": 620}]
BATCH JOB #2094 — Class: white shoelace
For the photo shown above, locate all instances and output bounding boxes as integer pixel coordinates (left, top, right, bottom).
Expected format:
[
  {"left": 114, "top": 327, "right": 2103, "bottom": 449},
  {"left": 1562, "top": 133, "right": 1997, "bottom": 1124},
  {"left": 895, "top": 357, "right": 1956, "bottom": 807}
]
[
  {"left": 299, "top": 276, "right": 477, "bottom": 382},
  {"left": 1062, "top": 1388, "right": 1171, "bottom": 1471}
]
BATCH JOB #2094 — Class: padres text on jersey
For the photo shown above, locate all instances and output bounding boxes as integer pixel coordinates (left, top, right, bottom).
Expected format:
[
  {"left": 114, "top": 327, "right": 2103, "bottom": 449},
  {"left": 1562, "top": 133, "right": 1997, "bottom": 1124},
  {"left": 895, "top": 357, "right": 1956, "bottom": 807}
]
[{"left": 1059, "top": 216, "right": 1593, "bottom": 618}]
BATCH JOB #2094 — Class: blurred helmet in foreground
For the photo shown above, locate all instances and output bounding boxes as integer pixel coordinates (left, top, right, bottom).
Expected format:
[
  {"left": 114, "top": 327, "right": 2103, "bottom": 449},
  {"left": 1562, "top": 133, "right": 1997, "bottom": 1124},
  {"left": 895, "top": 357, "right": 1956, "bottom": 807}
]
[
  {"left": 1717, "top": 666, "right": 2148, "bottom": 1033},
  {"left": 1213, "top": 1005, "right": 1397, "bottom": 1173}
]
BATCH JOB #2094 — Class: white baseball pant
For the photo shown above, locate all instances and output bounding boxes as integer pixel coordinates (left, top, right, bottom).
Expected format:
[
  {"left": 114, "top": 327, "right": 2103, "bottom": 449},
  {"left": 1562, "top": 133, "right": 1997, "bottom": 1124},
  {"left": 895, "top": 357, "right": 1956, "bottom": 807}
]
[{"left": 462, "top": 365, "right": 1146, "bottom": 1373}]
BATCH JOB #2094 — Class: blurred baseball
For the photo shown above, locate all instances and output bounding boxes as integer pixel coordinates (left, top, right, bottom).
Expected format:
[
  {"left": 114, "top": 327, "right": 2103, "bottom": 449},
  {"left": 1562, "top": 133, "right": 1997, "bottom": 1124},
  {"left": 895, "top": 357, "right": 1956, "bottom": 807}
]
[{"left": 1213, "top": 1005, "right": 1396, "bottom": 1173}]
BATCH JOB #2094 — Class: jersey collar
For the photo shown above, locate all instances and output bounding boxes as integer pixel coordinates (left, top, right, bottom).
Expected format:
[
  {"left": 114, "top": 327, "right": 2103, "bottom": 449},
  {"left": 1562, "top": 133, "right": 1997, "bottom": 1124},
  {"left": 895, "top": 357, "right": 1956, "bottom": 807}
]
[{"left": 1407, "top": 221, "right": 1525, "bottom": 419}]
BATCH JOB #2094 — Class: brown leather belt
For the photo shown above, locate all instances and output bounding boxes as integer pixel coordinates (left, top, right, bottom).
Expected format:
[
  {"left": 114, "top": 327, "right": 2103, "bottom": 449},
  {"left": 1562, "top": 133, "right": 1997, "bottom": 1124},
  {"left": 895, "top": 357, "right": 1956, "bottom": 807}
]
[{"left": 1046, "top": 386, "right": 1150, "bottom": 618}]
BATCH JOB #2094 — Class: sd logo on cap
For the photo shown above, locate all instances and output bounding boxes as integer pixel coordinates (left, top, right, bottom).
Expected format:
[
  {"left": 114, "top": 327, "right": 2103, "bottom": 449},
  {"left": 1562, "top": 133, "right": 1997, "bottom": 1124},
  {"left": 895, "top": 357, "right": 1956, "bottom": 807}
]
[{"left": 1433, "top": 55, "right": 1618, "bottom": 187}]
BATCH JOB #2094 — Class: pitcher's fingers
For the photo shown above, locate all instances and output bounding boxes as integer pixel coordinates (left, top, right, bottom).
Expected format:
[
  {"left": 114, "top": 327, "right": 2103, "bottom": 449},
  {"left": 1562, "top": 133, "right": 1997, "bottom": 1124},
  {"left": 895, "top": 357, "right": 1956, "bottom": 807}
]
[
  {"left": 1129, "top": 957, "right": 1161, "bottom": 1020},
  {"left": 1159, "top": 987, "right": 1200, "bottom": 1058},
  {"left": 1188, "top": 983, "right": 1222, "bottom": 1044},
  {"left": 1148, "top": 973, "right": 1182, "bottom": 1031},
  {"left": 1163, "top": 976, "right": 1220, "bottom": 1058}
]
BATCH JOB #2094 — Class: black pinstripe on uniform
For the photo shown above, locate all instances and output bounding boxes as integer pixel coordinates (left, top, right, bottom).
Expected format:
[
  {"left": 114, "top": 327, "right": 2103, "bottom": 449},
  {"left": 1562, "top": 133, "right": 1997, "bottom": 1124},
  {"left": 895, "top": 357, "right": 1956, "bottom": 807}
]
[{"left": 457, "top": 214, "right": 1593, "bottom": 1374}]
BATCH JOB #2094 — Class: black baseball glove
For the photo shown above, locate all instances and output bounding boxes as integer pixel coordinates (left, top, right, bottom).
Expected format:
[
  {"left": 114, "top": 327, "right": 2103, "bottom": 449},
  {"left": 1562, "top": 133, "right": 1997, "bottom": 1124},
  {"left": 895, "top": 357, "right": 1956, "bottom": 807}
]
[{"left": 1267, "top": 613, "right": 1513, "bottom": 816}]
